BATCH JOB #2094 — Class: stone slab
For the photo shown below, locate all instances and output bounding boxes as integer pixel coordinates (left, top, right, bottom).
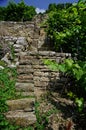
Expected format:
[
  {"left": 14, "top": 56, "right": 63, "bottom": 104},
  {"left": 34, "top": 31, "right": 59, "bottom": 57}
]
[
  {"left": 6, "top": 98, "right": 35, "bottom": 111},
  {"left": 15, "top": 82, "right": 34, "bottom": 92},
  {"left": 5, "top": 110, "right": 36, "bottom": 127}
]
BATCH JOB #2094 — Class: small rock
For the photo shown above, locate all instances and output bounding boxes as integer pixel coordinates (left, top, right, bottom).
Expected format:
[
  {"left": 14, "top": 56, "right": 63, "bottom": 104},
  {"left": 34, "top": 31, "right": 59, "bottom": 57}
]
[
  {"left": 1, "top": 53, "right": 11, "bottom": 65},
  {"left": 16, "top": 37, "right": 28, "bottom": 46}
]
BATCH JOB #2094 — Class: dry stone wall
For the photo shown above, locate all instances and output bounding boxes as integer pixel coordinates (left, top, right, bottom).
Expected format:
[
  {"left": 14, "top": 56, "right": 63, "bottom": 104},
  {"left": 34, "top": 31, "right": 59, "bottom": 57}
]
[
  {"left": 0, "top": 21, "right": 48, "bottom": 68},
  {"left": 0, "top": 14, "right": 48, "bottom": 53},
  {"left": 19, "top": 51, "right": 71, "bottom": 98},
  {"left": 0, "top": 14, "right": 51, "bottom": 68}
]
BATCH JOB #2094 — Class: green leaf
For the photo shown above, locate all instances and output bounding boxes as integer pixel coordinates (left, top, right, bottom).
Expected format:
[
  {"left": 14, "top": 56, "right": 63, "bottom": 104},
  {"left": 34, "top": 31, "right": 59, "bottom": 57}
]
[
  {"left": 73, "top": 68, "right": 83, "bottom": 80},
  {"left": 65, "top": 59, "right": 74, "bottom": 69},
  {"left": 44, "top": 59, "right": 58, "bottom": 70},
  {"left": 58, "top": 64, "right": 66, "bottom": 72},
  {"left": 75, "top": 97, "right": 84, "bottom": 112}
]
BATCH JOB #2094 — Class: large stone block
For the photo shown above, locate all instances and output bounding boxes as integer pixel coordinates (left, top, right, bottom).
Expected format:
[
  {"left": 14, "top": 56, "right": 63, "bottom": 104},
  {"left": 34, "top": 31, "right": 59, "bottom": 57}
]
[{"left": 6, "top": 98, "right": 35, "bottom": 111}]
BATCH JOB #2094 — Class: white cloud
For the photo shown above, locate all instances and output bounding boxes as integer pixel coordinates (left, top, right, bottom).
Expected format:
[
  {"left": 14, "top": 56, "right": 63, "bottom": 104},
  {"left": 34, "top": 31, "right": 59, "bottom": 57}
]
[{"left": 36, "top": 8, "right": 45, "bottom": 14}]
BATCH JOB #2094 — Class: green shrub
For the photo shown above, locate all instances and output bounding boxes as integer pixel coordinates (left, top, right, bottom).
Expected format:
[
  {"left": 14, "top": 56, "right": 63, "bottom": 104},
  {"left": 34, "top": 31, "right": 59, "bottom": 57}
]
[
  {"left": 0, "top": 0, "right": 36, "bottom": 21},
  {"left": 44, "top": 59, "right": 86, "bottom": 112},
  {"left": 46, "top": 1, "right": 86, "bottom": 60},
  {"left": 0, "top": 67, "right": 19, "bottom": 129}
]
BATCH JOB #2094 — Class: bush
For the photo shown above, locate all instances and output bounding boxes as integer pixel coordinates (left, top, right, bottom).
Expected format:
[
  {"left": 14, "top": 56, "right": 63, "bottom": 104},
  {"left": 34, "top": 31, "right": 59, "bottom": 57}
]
[
  {"left": 44, "top": 59, "right": 86, "bottom": 112},
  {"left": 0, "top": 68, "right": 18, "bottom": 129},
  {"left": 0, "top": 0, "right": 36, "bottom": 21},
  {"left": 46, "top": 1, "right": 86, "bottom": 61}
]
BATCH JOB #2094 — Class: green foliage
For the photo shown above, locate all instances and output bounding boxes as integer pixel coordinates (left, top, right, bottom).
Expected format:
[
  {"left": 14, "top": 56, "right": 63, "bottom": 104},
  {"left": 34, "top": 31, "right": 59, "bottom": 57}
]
[
  {"left": 75, "top": 97, "right": 84, "bottom": 112},
  {"left": 46, "top": 1, "right": 86, "bottom": 60},
  {"left": 0, "top": 0, "right": 36, "bottom": 21},
  {"left": 0, "top": 7, "right": 6, "bottom": 20},
  {"left": 46, "top": 3, "right": 72, "bottom": 13},
  {"left": 23, "top": 127, "right": 34, "bottom": 130},
  {"left": 0, "top": 67, "right": 19, "bottom": 129},
  {"left": 44, "top": 59, "right": 86, "bottom": 87},
  {"left": 35, "top": 101, "right": 58, "bottom": 130},
  {"left": 44, "top": 59, "right": 86, "bottom": 112},
  {"left": 44, "top": 59, "right": 59, "bottom": 71},
  {"left": 9, "top": 44, "right": 15, "bottom": 60},
  {"left": 0, "top": 60, "right": 6, "bottom": 67},
  {"left": 68, "top": 92, "right": 84, "bottom": 112}
]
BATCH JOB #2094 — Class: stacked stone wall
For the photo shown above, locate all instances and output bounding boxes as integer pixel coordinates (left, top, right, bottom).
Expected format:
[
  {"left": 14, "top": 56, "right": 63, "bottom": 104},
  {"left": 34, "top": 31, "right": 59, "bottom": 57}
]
[
  {"left": 0, "top": 14, "right": 48, "bottom": 52},
  {"left": 19, "top": 51, "right": 71, "bottom": 98}
]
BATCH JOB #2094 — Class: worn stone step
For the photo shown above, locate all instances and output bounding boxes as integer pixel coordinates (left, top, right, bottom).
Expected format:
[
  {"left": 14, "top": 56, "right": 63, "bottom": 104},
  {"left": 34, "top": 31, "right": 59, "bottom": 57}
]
[
  {"left": 6, "top": 98, "right": 35, "bottom": 111},
  {"left": 17, "top": 74, "right": 33, "bottom": 82},
  {"left": 5, "top": 110, "right": 36, "bottom": 127},
  {"left": 16, "top": 92, "right": 35, "bottom": 97},
  {"left": 17, "top": 65, "right": 34, "bottom": 74},
  {"left": 15, "top": 82, "right": 34, "bottom": 92},
  {"left": 19, "top": 54, "right": 40, "bottom": 65}
]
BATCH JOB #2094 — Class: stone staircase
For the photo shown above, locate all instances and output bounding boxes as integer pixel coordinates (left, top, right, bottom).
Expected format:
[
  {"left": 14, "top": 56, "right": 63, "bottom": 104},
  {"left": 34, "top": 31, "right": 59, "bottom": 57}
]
[
  {"left": 3, "top": 16, "right": 47, "bottom": 128},
  {"left": 6, "top": 99, "right": 36, "bottom": 127},
  {"left": 2, "top": 15, "right": 71, "bottom": 128},
  {"left": 5, "top": 53, "right": 36, "bottom": 127},
  {"left": 4, "top": 50, "right": 71, "bottom": 128}
]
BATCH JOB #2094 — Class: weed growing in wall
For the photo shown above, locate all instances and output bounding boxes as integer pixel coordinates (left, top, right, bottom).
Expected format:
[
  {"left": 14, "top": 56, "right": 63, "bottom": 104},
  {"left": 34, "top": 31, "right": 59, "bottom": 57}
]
[{"left": 9, "top": 44, "right": 15, "bottom": 61}]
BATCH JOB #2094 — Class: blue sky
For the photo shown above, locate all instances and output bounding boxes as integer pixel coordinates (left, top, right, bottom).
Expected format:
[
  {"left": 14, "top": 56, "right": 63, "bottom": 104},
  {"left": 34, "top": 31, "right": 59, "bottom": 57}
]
[{"left": 0, "top": 0, "right": 78, "bottom": 13}]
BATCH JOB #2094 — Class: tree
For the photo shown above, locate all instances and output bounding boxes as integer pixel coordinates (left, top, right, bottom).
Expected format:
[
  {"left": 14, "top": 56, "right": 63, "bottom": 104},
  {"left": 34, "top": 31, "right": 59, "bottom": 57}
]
[
  {"left": 0, "top": 7, "right": 6, "bottom": 20},
  {"left": 46, "top": 3, "right": 72, "bottom": 13},
  {"left": 23, "top": 6, "right": 36, "bottom": 21},
  {"left": 0, "top": 0, "right": 36, "bottom": 21},
  {"left": 47, "top": 3, "right": 57, "bottom": 12},
  {"left": 46, "top": 1, "right": 86, "bottom": 60},
  {"left": 5, "top": 0, "right": 18, "bottom": 21}
]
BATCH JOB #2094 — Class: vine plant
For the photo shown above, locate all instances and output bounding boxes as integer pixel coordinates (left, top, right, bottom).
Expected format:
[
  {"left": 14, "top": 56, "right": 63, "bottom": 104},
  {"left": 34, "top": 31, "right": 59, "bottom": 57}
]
[{"left": 44, "top": 59, "right": 86, "bottom": 112}]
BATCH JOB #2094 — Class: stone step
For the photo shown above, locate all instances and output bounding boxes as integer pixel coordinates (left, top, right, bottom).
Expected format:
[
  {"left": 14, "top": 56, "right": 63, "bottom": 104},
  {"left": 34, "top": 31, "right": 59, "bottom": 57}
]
[
  {"left": 19, "top": 55, "right": 33, "bottom": 65},
  {"left": 15, "top": 82, "right": 34, "bottom": 92},
  {"left": 17, "top": 65, "right": 34, "bottom": 74},
  {"left": 6, "top": 98, "right": 35, "bottom": 111},
  {"left": 5, "top": 110, "right": 36, "bottom": 127},
  {"left": 19, "top": 54, "right": 40, "bottom": 65},
  {"left": 17, "top": 75, "right": 33, "bottom": 83},
  {"left": 16, "top": 92, "right": 35, "bottom": 97}
]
